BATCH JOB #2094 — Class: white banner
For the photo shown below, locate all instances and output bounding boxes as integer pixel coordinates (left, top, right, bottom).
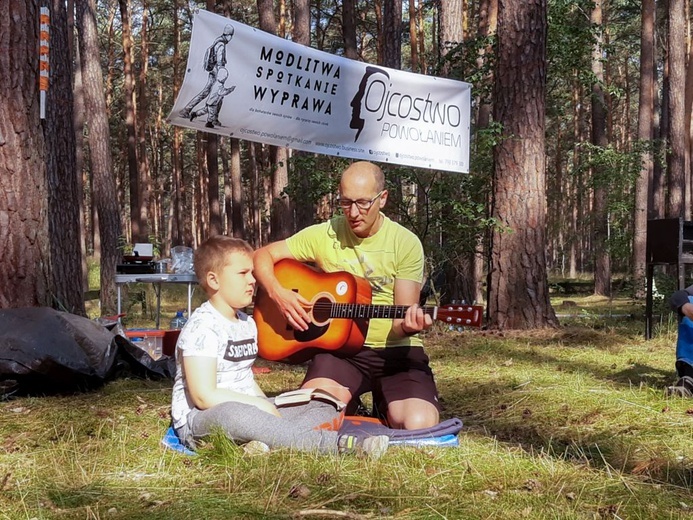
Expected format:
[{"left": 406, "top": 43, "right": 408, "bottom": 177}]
[{"left": 168, "top": 10, "right": 471, "bottom": 173}]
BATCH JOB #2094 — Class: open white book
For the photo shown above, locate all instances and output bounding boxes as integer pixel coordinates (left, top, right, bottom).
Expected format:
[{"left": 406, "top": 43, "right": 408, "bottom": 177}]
[{"left": 274, "top": 388, "right": 346, "bottom": 411}]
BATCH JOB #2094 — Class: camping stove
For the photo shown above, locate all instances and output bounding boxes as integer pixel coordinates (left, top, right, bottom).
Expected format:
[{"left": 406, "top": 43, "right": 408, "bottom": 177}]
[{"left": 116, "top": 254, "right": 156, "bottom": 274}]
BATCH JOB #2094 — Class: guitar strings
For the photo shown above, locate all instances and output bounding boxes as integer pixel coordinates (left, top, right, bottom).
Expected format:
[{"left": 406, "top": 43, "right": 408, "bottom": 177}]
[{"left": 309, "top": 301, "right": 437, "bottom": 319}]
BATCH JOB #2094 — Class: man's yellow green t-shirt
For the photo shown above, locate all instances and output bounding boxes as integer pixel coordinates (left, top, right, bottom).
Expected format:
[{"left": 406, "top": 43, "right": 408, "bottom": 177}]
[{"left": 285, "top": 214, "right": 424, "bottom": 348}]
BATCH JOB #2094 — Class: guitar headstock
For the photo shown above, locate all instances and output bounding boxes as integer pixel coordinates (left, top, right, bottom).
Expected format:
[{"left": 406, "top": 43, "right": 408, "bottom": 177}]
[{"left": 435, "top": 303, "right": 484, "bottom": 328}]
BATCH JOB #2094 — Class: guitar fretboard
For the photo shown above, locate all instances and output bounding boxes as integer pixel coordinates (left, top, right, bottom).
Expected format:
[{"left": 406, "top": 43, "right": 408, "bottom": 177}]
[{"left": 313, "top": 302, "right": 438, "bottom": 320}]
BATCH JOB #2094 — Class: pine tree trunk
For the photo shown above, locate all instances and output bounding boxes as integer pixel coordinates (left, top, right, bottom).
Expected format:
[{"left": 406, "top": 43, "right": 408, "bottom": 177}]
[
  {"left": 409, "top": 0, "right": 419, "bottom": 72},
  {"left": 652, "top": 52, "right": 667, "bottom": 220},
  {"left": 119, "top": 0, "right": 142, "bottom": 242},
  {"left": 439, "top": 0, "right": 463, "bottom": 76},
  {"left": 204, "top": 0, "right": 222, "bottom": 239},
  {"left": 489, "top": 0, "right": 557, "bottom": 329},
  {"left": 633, "top": 0, "right": 655, "bottom": 299},
  {"left": 474, "top": 0, "right": 497, "bottom": 304},
  {"left": 590, "top": 0, "right": 611, "bottom": 297},
  {"left": 257, "top": 0, "right": 292, "bottom": 241},
  {"left": 249, "top": 141, "right": 261, "bottom": 246},
  {"left": 382, "top": 0, "right": 402, "bottom": 69},
  {"left": 137, "top": 0, "right": 152, "bottom": 240},
  {"left": 0, "top": 0, "right": 51, "bottom": 308},
  {"left": 69, "top": 0, "right": 89, "bottom": 292},
  {"left": 207, "top": 133, "right": 222, "bottom": 237},
  {"left": 230, "top": 139, "right": 244, "bottom": 238},
  {"left": 439, "top": 0, "right": 475, "bottom": 304},
  {"left": 667, "top": 0, "right": 686, "bottom": 218},
  {"left": 46, "top": 0, "right": 85, "bottom": 314},
  {"left": 292, "top": 0, "right": 315, "bottom": 232},
  {"left": 171, "top": 0, "right": 183, "bottom": 249},
  {"left": 343, "top": 0, "right": 358, "bottom": 60},
  {"left": 77, "top": 0, "right": 122, "bottom": 314}
]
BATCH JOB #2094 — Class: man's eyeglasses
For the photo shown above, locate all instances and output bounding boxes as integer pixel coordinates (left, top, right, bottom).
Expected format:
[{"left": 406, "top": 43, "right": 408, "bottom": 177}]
[{"left": 336, "top": 191, "right": 384, "bottom": 212}]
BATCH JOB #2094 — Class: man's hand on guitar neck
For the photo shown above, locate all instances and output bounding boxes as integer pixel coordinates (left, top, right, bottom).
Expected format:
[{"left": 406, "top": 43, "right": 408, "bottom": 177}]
[
  {"left": 397, "top": 303, "right": 433, "bottom": 337},
  {"left": 393, "top": 279, "right": 433, "bottom": 338}
]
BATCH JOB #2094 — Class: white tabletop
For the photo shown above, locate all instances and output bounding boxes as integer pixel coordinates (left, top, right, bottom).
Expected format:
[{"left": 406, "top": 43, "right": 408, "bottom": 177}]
[{"left": 115, "top": 273, "right": 198, "bottom": 284}]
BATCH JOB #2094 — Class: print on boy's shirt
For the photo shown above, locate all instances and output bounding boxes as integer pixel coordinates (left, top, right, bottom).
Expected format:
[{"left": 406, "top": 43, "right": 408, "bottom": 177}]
[{"left": 224, "top": 337, "right": 257, "bottom": 361}]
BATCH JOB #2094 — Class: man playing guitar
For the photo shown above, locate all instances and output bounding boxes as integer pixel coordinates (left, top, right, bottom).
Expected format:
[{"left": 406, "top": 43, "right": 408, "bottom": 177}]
[{"left": 253, "top": 161, "right": 440, "bottom": 430}]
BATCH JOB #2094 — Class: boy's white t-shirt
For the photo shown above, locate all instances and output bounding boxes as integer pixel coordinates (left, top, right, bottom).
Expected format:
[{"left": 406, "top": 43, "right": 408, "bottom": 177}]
[{"left": 171, "top": 301, "right": 258, "bottom": 430}]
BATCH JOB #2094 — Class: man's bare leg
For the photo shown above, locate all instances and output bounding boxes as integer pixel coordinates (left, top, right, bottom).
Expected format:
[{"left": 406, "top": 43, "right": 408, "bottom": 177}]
[
  {"left": 301, "top": 377, "right": 352, "bottom": 405},
  {"left": 386, "top": 398, "right": 439, "bottom": 430}
]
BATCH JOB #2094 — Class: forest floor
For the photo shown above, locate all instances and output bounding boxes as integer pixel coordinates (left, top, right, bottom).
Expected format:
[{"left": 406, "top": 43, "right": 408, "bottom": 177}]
[{"left": 3, "top": 290, "right": 693, "bottom": 519}]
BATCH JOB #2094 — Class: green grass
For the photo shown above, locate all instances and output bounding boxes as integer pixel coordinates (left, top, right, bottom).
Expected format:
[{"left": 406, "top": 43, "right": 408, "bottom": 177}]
[{"left": 5, "top": 297, "right": 693, "bottom": 518}]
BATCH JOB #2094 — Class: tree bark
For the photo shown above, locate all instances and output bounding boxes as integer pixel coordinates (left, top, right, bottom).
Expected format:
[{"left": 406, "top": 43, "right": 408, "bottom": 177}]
[
  {"left": 171, "top": 0, "right": 184, "bottom": 249},
  {"left": 293, "top": 0, "right": 310, "bottom": 47},
  {"left": 633, "top": 0, "right": 655, "bottom": 299},
  {"left": 257, "top": 0, "right": 293, "bottom": 241},
  {"left": 137, "top": 0, "right": 152, "bottom": 240},
  {"left": 0, "top": 0, "right": 51, "bottom": 308},
  {"left": 489, "top": 0, "right": 557, "bottom": 329},
  {"left": 438, "top": 0, "right": 475, "bottom": 304},
  {"left": 382, "top": 0, "right": 402, "bottom": 69},
  {"left": 292, "top": 0, "right": 315, "bottom": 232},
  {"left": 77, "top": 0, "right": 122, "bottom": 314},
  {"left": 207, "top": 132, "right": 223, "bottom": 237},
  {"left": 46, "top": 0, "right": 85, "bottom": 314},
  {"left": 667, "top": 0, "right": 686, "bottom": 218},
  {"left": 409, "top": 0, "right": 419, "bottom": 72},
  {"left": 439, "top": 0, "right": 463, "bottom": 76},
  {"left": 590, "top": 0, "right": 611, "bottom": 297},
  {"left": 476, "top": 0, "right": 497, "bottom": 130},
  {"left": 205, "top": 0, "right": 222, "bottom": 238},
  {"left": 652, "top": 33, "right": 668, "bottom": 220},
  {"left": 119, "top": 0, "right": 142, "bottom": 242},
  {"left": 343, "top": 0, "right": 358, "bottom": 60},
  {"left": 474, "top": 0, "right": 497, "bottom": 304},
  {"left": 69, "top": 0, "right": 89, "bottom": 291}
]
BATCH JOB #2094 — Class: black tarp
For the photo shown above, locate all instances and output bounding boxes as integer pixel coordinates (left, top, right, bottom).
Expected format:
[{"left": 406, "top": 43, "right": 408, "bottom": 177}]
[{"left": 0, "top": 307, "right": 175, "bottom": 399}]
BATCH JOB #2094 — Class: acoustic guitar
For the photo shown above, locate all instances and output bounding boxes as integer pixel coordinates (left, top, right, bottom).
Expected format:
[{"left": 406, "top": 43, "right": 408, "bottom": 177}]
[{"left": 254, "top": 259, "right": 483, "bottom": 362}]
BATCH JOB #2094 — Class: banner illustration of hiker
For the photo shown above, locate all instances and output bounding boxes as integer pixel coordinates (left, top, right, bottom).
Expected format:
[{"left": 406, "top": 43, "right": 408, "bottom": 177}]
[{"left": 169, "top": 10, "right": 471, "bottom": 173}]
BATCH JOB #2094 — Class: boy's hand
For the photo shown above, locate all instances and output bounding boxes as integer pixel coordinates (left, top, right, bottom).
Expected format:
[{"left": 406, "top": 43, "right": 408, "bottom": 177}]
[{"left": 251, "top": 397, "right": 281, "bottom": 417}]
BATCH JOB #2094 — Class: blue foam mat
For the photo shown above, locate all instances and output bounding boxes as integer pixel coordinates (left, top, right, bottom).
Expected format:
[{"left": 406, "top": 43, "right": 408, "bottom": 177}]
[
  {"left": 161, "top": 426, "right": 458, "bottom": 454},
  {"left": 388, "top": 433, "right": 459, "bottom": 447}
]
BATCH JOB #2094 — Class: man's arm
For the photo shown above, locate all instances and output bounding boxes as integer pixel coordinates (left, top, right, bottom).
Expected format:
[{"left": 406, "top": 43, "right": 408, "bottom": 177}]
[
  {"left": 253, "top": 241, "right": 312, "bottom": 330},
  {"left": 183, "top": 355, "right": 280, "bottom": 416},
  {"left": 392, "top": 278, "right": 433, "bottom": 338},
  {"left": 671, "top": 285, "right": 693, "bottom": 320}
]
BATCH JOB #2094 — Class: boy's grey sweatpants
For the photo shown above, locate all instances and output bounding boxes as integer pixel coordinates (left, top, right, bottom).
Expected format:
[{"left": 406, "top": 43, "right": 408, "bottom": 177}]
[{"left": 178, "top": 399, "right": 341, "bottom": 454}]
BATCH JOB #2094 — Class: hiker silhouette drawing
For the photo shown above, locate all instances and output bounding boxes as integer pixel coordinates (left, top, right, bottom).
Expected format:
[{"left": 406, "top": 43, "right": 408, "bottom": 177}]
[{"left": 179, "top": 24, "right": 235, "bottom": 127}]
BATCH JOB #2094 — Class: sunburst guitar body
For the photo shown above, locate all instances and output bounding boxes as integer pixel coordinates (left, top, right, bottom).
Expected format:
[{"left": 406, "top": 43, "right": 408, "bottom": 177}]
[{"left": 254, "top": 259, "right": 483, "bottom": 363}]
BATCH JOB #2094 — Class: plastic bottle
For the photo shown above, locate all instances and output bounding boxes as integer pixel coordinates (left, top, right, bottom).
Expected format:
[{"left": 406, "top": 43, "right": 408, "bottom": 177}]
[{"left": 169, "top": 310, "right": 188, "bottom": 330}]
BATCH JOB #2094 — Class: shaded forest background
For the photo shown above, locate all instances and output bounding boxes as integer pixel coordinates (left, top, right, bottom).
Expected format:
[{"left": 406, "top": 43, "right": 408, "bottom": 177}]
[{"left": 0, "top": 0, "right": 688, "bottom": 329}]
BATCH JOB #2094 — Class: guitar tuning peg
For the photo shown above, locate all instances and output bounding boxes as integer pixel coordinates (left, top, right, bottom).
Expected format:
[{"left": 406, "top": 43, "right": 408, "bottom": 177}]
[
  {"left": 451, "top": 299, "right": 458, "bottom": 305},
  {"left": 461, "top": 299, "right": 467, "bottom": 305}
]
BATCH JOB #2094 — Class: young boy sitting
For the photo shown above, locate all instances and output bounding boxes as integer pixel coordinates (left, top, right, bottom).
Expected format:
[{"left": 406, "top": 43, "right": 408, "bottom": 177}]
[{"left": 170, "top": 235, "right": 388, "bottom": 457}]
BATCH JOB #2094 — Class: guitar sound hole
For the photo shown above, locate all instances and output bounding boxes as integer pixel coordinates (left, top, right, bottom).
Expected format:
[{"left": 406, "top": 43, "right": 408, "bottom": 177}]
[{"left": 312, "top": 296, "right": 332, "bottom": 324}]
